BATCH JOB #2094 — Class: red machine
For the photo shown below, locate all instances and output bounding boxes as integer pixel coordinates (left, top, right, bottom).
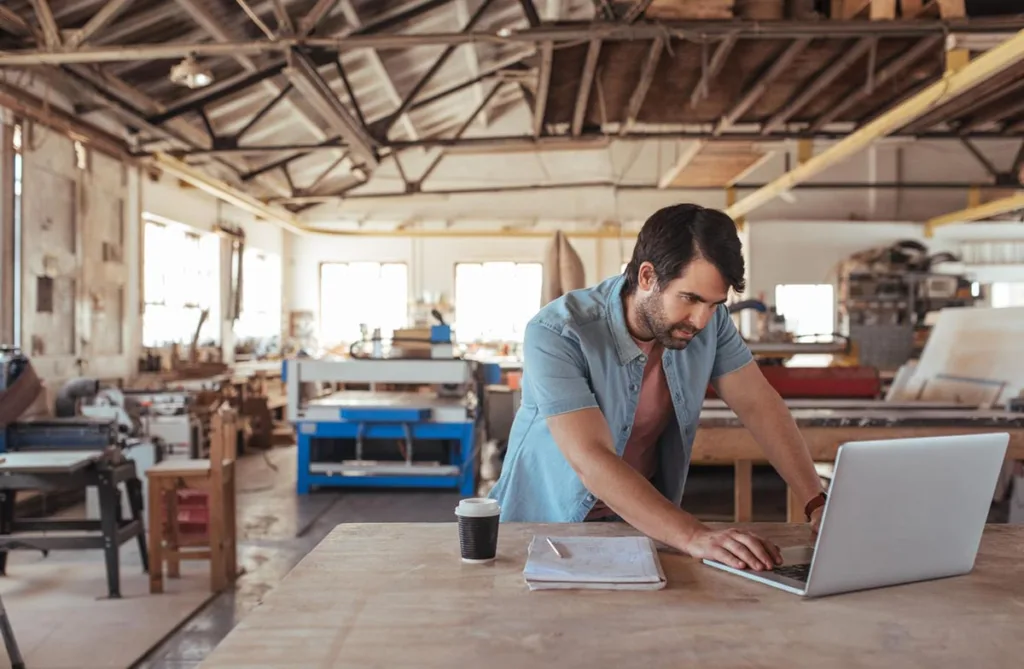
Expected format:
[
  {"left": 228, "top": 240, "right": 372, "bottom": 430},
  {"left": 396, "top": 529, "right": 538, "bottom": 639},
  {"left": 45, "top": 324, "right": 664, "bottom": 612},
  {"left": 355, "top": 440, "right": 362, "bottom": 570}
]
[{"left": 707, "top": 365, "right": 881, "bottom": 399}]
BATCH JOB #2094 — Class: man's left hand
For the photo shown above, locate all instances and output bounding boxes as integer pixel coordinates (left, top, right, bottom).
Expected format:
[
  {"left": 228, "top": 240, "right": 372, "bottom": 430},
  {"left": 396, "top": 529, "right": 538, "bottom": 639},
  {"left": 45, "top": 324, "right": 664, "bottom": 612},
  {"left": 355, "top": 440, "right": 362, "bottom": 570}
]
[{"left": 809, "top": 506, "right": 824, "bottom": 536}]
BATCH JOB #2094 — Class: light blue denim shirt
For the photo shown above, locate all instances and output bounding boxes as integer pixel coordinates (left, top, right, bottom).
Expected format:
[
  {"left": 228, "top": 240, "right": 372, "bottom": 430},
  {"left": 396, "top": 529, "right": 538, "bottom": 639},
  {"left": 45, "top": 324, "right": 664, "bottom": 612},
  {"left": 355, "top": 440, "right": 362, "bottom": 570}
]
[{"left": 488, "top": 273, "right": 753, "bottom": 522}]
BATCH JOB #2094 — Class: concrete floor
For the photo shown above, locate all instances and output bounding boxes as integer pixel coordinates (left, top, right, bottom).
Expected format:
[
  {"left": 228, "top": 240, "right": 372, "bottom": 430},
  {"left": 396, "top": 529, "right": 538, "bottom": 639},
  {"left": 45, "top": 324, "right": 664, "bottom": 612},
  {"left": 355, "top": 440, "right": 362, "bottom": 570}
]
[{"left": 130, "top": 446, "right": 791, "bottom": 668}]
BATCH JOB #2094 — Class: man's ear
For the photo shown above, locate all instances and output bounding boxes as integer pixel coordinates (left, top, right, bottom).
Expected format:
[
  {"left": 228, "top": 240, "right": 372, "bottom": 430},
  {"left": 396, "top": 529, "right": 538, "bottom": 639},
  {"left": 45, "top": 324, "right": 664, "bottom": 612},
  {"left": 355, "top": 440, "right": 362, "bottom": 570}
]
[{"left": 637, "top": 262, "right": 656, "bottom": 291}]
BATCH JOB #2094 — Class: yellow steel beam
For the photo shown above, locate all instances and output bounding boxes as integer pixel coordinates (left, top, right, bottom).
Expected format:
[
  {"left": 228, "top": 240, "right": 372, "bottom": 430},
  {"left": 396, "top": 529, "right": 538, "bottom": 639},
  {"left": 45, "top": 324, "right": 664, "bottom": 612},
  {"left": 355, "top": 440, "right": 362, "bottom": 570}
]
[
  {"left": 925, "top": 192, "right": 1024, "bottom": 237},
  {"left": 151, "top": 152, "right": 309, "bottom": 235},
  {"left": 725, "top": 29, "right": 1024, "bottom": 221}
]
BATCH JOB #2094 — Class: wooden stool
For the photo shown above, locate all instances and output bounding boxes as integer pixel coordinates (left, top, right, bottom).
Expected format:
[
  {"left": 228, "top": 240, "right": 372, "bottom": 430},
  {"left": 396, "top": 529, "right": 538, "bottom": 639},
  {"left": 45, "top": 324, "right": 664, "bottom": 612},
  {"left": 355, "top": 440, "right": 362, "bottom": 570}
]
[{"left": 147, "top": 404, "right": 238, "bottom": 594}]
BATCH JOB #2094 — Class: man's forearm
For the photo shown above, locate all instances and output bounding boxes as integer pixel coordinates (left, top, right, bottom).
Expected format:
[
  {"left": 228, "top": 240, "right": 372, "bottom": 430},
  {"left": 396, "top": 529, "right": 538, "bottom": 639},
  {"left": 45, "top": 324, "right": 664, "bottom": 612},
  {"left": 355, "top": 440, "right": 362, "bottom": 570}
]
[
  {"left": 738, "top": 392, "right": 823, "bottom": 507},
  {"left": 578, "top": 447, "right": 705, "bottom": 549}
]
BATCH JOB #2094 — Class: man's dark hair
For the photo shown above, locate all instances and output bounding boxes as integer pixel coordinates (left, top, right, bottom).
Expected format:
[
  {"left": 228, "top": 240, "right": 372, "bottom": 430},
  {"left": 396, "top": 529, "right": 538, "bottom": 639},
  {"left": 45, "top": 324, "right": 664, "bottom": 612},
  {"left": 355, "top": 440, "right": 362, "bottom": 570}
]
[{"left": 623, "top": 204, "right": 745, "bottom": 295}]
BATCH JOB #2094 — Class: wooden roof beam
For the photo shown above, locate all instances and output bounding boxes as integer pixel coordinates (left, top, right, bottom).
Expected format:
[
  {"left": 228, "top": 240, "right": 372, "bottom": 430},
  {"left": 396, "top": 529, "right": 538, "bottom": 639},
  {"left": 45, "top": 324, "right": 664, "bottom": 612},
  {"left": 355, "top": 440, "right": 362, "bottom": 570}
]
[
  {"left": 690, "top": 34, "right": 738, "bottom": 109},
  {"left": 714, "top": 38, "right": 811, "bottom": 136},
  {"left": 620, "top": 35, "right": 665, "bottom": 135},
  {"left": 725, "top": 29, "right": 1024, "bottom": 220},
  {"left": 571, "top": 39, "right": 602, "bottom": 137},
  {"left": 925, "top": 192, "right": 1024, "bottom": 236},
  {"left": 533, "top": 41, "right": 553, "bottom": 137},
  {"left": 762, "top": 37, "right": 876, "bottom": 135},
  {"left": 809, "top": 35, "right": 941, "bottom": 132}
]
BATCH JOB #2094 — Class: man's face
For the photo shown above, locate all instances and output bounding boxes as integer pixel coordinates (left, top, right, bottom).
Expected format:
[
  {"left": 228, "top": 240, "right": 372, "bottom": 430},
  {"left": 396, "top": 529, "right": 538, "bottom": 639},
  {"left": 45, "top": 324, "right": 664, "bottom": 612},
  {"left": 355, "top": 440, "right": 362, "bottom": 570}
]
[{"left": 634, "top": 257, "right": 730, "bottom": 350}]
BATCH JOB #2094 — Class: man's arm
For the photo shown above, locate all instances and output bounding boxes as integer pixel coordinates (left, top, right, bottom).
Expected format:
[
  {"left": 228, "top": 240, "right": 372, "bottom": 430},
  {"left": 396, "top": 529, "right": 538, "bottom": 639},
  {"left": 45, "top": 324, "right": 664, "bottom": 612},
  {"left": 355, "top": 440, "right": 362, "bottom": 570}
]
[
  {"left": 711, "top": 363, "right": 825, "bottom": 528},
  {"left": 547, "top": 409, "right": 779, "bottom": 570},
  {"left": 523, "top": 321, "right": 780, "bottom": 570}
]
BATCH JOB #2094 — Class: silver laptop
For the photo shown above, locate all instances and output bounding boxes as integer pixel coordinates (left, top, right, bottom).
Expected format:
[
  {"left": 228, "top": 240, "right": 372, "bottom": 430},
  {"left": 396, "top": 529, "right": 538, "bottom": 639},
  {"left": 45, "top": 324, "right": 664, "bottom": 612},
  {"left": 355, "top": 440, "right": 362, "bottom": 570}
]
[{"left": 703, "top": 433, "right": 1009, "bottom": 597}]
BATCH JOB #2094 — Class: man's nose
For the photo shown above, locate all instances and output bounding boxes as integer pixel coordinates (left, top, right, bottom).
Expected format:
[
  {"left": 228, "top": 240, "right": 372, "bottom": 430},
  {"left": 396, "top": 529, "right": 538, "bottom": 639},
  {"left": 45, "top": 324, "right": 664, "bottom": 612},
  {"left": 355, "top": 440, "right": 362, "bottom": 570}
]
[{"left": 691, "top": 303, "right": 717, "bottom": 330}]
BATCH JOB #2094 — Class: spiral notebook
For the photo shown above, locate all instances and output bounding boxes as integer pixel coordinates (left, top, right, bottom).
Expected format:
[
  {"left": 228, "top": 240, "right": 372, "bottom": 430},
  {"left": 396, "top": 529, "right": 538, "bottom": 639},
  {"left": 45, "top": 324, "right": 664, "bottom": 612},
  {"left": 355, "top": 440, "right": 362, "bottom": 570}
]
[{"left": 522, "top": 535, "right": 667, "bottom": 591}]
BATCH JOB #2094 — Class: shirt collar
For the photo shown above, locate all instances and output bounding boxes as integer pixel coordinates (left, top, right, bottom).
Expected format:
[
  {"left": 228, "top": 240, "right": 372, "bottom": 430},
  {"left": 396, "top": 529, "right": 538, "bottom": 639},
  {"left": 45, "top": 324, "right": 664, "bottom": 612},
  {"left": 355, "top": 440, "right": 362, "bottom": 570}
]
[{"left": 606, "top": 274, "right": 645, "bottom": 366}]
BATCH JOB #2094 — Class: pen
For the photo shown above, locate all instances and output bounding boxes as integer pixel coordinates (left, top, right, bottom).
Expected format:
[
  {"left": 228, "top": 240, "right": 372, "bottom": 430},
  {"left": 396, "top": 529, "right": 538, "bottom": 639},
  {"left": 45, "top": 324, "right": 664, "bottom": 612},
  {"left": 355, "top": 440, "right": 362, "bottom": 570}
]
[{"left": 546, "top": 537, "right": 564, "bottom": 558}]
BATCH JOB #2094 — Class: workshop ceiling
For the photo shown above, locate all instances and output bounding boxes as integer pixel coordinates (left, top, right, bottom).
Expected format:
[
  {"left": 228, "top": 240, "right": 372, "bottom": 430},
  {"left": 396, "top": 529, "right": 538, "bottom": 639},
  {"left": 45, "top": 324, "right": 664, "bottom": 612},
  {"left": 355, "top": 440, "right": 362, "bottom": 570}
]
[{"left": 0, "top": 0, "right": 1023, "bottom": 216}]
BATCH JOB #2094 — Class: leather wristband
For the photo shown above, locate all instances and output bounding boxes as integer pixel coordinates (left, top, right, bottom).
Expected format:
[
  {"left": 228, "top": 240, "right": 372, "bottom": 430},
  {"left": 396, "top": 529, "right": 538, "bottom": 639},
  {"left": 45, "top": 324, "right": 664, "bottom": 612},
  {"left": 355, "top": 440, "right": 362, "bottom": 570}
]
[{"left": 804, "top": 492, "right": 827, "bottom": 521}]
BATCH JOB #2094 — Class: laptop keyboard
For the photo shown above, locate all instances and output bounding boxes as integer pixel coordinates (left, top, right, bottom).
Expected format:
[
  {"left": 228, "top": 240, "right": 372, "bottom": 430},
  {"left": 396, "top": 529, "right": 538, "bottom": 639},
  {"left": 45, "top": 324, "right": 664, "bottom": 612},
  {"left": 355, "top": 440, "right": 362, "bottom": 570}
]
[{"left": 772, "top": 563, "right": 811, "bottom": 582}]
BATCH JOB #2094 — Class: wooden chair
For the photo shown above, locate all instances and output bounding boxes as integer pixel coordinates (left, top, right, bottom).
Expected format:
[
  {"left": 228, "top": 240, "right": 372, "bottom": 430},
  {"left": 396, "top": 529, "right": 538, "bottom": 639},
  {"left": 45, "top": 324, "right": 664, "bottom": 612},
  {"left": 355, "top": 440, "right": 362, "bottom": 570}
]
[{"left": 147, "top": 403, "right": 238, "bottom": 594}]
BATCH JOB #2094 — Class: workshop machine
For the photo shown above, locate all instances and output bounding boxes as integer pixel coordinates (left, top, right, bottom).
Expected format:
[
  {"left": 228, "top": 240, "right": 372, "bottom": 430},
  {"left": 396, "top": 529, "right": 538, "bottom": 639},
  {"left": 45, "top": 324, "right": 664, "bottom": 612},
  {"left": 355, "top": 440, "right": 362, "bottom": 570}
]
[{"left": 285, "top": 350, "right": 499, "bottom": 496}]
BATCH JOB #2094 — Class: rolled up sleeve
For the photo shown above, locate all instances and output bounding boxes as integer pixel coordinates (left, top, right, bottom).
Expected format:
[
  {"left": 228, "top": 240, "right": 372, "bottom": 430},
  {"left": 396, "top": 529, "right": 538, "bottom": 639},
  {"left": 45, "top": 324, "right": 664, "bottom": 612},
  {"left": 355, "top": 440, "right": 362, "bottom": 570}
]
[
  {"left": 711, "top": 305, "right": 754, "bottom": 379},
  {"left": 522, "top": 321, "right": 599, "bottom": 418}
]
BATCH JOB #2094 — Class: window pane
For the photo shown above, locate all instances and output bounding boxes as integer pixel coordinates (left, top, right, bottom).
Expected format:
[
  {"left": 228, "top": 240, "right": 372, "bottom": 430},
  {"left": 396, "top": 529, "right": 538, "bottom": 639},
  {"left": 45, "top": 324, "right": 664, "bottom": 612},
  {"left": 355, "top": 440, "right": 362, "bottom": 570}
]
[
  {"left": 775, "top": 284, "right": 835, "bottom": 340},
  {"left": 454, "top": 262, "right": 542, "bottom": 343},
  {"left": 142, "top": 218, "right": 220, "bottom": 346},
  {"left": 235, "top": 249, "right": 282, "bottom": 340},
  {"left": 990, "top": 282, "right": 1024, "bottom": 308},
  {"left": 319, "top": 262, "right": 409, "bottom": 347}
]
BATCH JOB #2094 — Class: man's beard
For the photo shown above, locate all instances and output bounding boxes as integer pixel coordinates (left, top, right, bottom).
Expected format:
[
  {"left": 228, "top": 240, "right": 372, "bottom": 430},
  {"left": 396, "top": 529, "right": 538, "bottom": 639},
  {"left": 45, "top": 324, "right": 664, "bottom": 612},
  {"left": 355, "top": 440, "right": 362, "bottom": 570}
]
[{"left": 636, "top": 292, "right": 701, "bottom": 350}]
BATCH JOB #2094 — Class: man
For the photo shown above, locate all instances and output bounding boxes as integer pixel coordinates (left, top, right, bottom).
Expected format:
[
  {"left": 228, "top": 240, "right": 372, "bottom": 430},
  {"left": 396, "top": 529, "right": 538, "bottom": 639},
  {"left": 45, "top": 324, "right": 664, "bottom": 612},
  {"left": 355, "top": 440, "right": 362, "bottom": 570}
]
[{"left": 489, "top": 204, "right": 826, "bottom": 573}]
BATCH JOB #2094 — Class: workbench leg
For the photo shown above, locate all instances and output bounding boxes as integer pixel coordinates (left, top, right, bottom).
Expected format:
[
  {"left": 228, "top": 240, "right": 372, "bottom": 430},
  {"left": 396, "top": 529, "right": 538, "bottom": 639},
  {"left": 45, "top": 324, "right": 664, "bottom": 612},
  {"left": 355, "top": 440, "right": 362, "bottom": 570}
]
[
  {"left": 165, "top": 491, "right": 180, "bottom": 579},
  {"left": 459, "top": 424, "right": 477, "bottom": 498},
  {"left": 734, "top": 460, "right": 753, "bottom": 523},
  {"left": 786, "top": 486, "right": 802, "bottom": 524},
  {"left": 0, "top": 492, "right": 13, "bottom": 575},
  {"left": 296, "top": 433, "right": 312, "bottom": 495},
  {"left": 148, "top": 479, "right": 164, "bottom": 594},
  {"left": 209, "top": 477, "right": 227, "bottom": 593},
  {"left": 97, "top": 473, "right": 122, "bottom": 598},
  {"left": 0, "top": 594, "right": 25, "bottom": 669},
  {"left": 125, "top": 477, "right": 149, "bottom": 573},
  {"left": 224, "top": 469, "right": 237, "bottom": 583}
]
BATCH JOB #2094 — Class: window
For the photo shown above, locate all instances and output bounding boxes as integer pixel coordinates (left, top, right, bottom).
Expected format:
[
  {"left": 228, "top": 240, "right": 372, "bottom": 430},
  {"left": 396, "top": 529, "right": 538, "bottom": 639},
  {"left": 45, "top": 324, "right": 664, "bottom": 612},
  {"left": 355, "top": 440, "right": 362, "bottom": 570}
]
[
  {"left": 234, "top": 249, "right": 282, "bottom": 340},
  {"left": 142, "top": 218, "right": 221, "bottom": 346},
  {"left": 774, "top": 284, "right": 835, "bottom": 340},
  {"left": 319, "top": 262, "right": 408, "bottom": 347},
  {"left": 990, "top": 282, "right": 1024, "bottom": 308},
  {"left": 454, "top": 262, "right": 543, "bottom": 343}
]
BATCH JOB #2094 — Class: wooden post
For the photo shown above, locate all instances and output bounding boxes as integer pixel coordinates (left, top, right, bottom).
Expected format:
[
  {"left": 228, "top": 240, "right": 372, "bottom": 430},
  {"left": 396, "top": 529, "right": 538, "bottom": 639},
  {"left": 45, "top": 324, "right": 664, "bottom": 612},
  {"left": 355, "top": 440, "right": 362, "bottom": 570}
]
[{"left": 734, "top": 460, "right": 753, "bottom": 522}]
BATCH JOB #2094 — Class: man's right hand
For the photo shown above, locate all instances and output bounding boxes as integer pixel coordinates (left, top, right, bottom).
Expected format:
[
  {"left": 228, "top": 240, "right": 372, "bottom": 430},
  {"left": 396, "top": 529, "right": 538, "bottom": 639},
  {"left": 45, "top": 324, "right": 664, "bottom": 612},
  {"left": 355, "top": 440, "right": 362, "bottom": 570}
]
[{"left": 681, "top": 527, "right": 782, "bottom": 571}]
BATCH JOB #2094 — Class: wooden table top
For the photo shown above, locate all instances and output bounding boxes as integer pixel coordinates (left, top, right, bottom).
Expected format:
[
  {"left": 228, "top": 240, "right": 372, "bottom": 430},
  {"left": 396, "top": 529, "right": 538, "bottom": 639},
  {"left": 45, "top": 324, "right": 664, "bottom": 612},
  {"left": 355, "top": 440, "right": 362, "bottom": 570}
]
[{"left": 198, "top": 522, "right": 1024, "bottom": 669}]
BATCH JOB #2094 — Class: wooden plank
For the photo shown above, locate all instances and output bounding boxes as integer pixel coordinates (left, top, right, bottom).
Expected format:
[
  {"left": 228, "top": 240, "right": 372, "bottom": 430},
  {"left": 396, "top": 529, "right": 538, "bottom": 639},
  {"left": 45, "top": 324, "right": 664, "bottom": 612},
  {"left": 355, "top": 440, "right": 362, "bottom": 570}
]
[
  {"left": 196, "top": 522, "right": 1024, "bottom": 668},
  {"left": 870, "top": 0, "right": 896, "bottom": 19},
  {"left": 786, "top": 485, "right": 803, "bottom": 523},
  {"left": 734, "top": 460, "right": 753, "bottom": 522},
  {"left": 936, "top": 0, "right": 965, "bottom": 18},
  {"left": 762, "top": 37, "right": 876, "bottom": 134},
  {"left": 571, "top": 39, "right": 602, "bottom": 137},
  {"left": 714, "top": 38, "right": 811, "bottom": 136},
  {"left": 28, "top": 0, "right": 61, "bottom": 47},
  {"left": 693, "top": 425, "right": 1024, "bottom": 463},
  {"left": 690, "top": 33, "right": 738, "bottom": 109},
  {"left": 533, "top": 41, "right": 553, "bottom": 138},
  {"left": 901, "top": 0, "right": 925, "bottom": 17},
  {"left": 620, "top": 36, "right": 665, "bottom": 135}
]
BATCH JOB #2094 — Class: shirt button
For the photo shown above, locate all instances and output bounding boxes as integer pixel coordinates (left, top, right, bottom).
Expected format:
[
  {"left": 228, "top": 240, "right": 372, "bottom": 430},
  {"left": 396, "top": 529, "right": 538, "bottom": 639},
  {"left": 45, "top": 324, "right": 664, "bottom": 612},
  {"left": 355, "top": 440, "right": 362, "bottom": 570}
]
[
  {"left": 586, "top": 494, "right": 595, "bottom": 503},
  {"left": 622, "top": 425, "right": 629, "bottom": 432},
  {"left": 630, "top": 384, "right": 638, "bottom": 391},
  {"left": 639, "top": 355, "right": 647, "bottom": 363}
]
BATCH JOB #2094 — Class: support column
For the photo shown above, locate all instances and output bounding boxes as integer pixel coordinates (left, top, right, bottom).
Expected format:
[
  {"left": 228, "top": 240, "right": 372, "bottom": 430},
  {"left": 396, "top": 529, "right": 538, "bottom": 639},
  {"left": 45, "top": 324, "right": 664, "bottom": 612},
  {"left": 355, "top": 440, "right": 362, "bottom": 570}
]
[{"left": 0, "top": 120, "right": 14, "bottom": 345}]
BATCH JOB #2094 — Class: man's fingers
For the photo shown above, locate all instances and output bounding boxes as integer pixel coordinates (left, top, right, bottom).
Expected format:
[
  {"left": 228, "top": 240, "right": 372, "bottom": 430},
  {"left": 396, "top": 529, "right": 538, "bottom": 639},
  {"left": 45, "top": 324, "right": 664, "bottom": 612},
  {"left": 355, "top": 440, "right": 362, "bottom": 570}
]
[
  {"left": 723, "top": 537, "right": 766, "bottom": 571},
  {"left": 712, "top": 546, "right": 746, "bottom": 570},
  {"left": 731, "top": 534, "right": 776, "bottom": 570},
  {"left": 749, "top": 533, "right": 783, "bottom": 564}
]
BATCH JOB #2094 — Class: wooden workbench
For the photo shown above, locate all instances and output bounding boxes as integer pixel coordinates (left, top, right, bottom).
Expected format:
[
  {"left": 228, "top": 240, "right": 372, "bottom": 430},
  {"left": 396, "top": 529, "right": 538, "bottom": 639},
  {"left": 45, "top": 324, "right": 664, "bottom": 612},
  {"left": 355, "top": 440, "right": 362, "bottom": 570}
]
[
  {"left": 695, "top": 408, "right": 1024, "bottom": 522},
  {"left": 197, "top": 522, "right": 1024, "bottom": 668}
]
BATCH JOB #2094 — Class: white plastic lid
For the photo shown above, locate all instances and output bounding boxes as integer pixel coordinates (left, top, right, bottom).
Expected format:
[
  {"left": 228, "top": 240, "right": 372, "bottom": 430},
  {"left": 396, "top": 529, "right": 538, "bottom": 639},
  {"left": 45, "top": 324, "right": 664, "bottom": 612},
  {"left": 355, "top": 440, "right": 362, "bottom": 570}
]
[{"left": 455, "top": 497, "right": 500, "bottom": 518}]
